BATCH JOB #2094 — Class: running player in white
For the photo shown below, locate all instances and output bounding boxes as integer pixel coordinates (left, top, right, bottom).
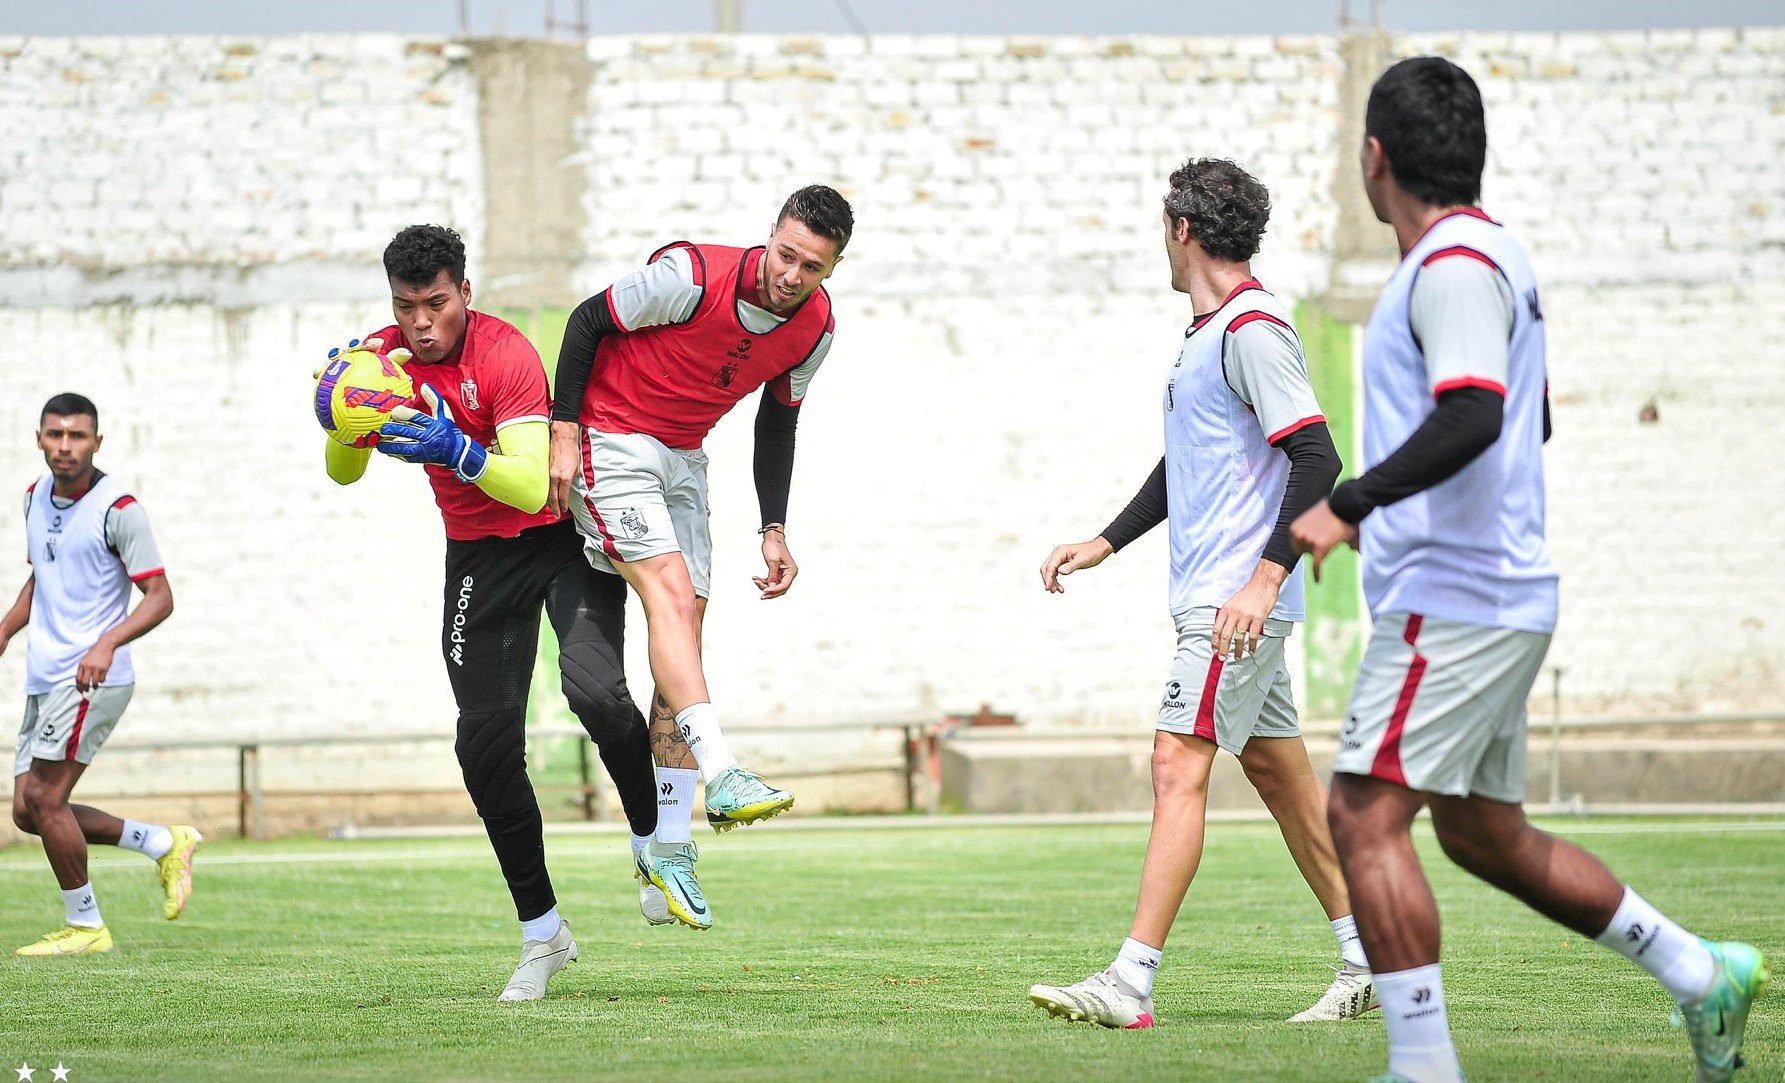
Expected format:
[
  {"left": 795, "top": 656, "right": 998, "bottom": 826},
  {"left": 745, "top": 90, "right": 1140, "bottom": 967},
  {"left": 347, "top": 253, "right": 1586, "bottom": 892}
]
[
  {"left": 7, "top": 393, "right": 200, "bottom": 956},
  {"left": 1292, "top": 58, "right": 1767, "bottom": 1083},
  {"left": 1028, "top": 159, "right": 1373, "bottom": 1028},
  {"left": 546, "top": 186, "right": 850, "bottom": 928}
]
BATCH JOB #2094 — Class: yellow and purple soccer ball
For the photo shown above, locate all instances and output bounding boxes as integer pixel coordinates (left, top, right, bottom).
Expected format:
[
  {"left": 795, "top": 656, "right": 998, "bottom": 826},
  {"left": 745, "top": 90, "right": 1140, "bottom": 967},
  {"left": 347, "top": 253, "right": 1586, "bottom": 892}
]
[{"left": 313, "top": 346, "right": 414, "bottom": 447}]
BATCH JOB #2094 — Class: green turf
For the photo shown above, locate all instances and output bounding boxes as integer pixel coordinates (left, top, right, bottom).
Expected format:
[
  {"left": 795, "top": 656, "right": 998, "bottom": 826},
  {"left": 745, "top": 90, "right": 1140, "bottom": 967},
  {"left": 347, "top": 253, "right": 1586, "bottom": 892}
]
[{"left": 0, "top": 818, "right": 1777, "bottom": 1081}]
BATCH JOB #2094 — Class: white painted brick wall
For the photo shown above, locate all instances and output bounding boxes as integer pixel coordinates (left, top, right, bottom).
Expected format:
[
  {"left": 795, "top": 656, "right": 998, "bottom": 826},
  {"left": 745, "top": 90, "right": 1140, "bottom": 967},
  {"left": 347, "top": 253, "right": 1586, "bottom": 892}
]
[{"left": 0, "top": 29, "right": 1778, "bottom": 769}]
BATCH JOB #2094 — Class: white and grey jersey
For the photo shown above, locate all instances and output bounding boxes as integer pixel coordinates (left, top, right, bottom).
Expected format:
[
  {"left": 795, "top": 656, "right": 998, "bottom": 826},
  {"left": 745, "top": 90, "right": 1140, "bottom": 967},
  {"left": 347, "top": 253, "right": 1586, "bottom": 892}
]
[{"left": 1409, "top": 254, "right": 1516, "bottom": 396}]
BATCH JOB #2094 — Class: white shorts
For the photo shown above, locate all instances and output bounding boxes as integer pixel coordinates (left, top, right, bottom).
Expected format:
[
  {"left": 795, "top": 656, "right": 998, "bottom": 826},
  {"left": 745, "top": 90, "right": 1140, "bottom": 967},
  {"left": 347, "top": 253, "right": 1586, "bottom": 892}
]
[
  {"left": 1157, "top": 608, "right": 1301, "bottom": 755},
  {"left": 570, "top": 428, "right": 713, "bottom": 599},
  {"left": 1333, "top": 612, "right": 1550, "bottom": 802},
  {"left": 14, "top": 683, "right": 134, "bottom": 776}
]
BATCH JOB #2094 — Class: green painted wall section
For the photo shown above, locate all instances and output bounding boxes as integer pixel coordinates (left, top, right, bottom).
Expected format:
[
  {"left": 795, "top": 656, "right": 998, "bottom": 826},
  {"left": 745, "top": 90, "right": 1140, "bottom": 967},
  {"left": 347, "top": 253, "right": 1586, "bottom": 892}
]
[{"left": 1294, "top": 301, "right": 1365, "bottom": 719}]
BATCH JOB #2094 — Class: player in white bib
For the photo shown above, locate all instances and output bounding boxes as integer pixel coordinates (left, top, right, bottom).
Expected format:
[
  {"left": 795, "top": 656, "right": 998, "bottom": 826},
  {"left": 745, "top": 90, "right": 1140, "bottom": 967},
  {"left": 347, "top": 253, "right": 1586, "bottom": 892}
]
[
  {"left": 1292, "top": 59, "right": 1767, "bottom": 1083},
  {"left": 1029, "top": 159, "right": 1374, "bottom": 1029},
  {"left": 6, "top": 394, "right": 200, "bottom": 956}
]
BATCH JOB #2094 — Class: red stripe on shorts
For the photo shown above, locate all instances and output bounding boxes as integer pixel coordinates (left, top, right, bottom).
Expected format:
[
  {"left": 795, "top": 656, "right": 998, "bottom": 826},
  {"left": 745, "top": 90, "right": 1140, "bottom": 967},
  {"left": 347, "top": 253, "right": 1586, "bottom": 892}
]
[
  {"left": 66, "top": 696, "right": 91, "bottom": 761},
  {"left": 578, "top": 435, "right": 620, "bottom": 560},
  {"left": 1193, "top": 654, "right": 1225, "bottom": 742},
  {"left": 1370, "top": 614, "right": 1427, "bottom": 785}
]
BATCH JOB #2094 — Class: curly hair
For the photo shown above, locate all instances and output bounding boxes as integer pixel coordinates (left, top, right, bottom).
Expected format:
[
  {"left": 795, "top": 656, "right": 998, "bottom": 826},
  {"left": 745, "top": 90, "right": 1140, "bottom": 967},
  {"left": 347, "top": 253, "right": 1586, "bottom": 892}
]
[
  {"left": 1162, "top": 159, "right": 1272, "bottom": 263},
  {"left": 383, "top": 224, "right": 467, "bottom": 287},
  {"left": 777, "top": 185, "right": 854, "bottom": 255},
  {"left": 1366, "top": 57, "right": 1486, "bottom": 207}
]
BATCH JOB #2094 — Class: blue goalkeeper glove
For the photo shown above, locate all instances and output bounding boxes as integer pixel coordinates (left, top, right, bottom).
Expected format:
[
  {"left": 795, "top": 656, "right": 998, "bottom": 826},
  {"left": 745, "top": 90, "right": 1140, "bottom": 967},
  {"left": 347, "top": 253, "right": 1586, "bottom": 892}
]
[{"left": 375, "top": 383, "right": 489, "bottom": 483}]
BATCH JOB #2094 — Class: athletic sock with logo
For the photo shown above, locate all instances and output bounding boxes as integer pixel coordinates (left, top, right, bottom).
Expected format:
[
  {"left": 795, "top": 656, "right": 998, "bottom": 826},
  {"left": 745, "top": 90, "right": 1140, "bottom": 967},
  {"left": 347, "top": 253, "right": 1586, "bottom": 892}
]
[
  {"left": 1594, "top": 885, "right": 1717, "bottom": 1002},
  {"left": 653, "top": 767, "right": 698, "bottom": 846},
  {"left": 673, "top": 702, "right": 739, "bottom": 781},
  {"left": 1376, "top": 964, "right": 1462, "bottom": 1083},
  {"left": 1332, "top": 914, "right": 1370, "bottom": 970},
  {"left": 118, "top": 819, "right": 173, "bottom": 860},
  {"left": 1110, "top": 937, "right": 1162, "bottom": 998},
  {"left": 62, "top": 883, "right": 103, "bottom": 929}
]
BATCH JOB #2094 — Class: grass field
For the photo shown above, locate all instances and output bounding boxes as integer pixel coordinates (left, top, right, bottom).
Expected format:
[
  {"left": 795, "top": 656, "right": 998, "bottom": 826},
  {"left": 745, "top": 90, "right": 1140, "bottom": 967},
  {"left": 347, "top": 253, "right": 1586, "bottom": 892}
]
[{"left": 0, "top": 817, "right": 1778, "bottom": 1082}]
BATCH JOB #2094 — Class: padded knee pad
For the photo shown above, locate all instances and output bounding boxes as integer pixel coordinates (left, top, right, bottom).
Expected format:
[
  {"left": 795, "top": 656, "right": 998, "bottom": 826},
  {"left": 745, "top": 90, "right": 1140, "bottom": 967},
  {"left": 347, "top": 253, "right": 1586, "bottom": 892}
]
[
  {"left": 455, "top": 709, "right": 536, "bottom": 820},
  {"left": 559, "top": 641, "right": 646, "bottom": 748}
]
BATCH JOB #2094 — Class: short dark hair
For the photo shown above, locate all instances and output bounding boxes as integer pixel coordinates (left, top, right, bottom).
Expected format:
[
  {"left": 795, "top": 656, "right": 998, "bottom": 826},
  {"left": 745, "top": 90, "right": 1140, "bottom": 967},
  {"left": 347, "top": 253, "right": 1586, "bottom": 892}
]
[
  {"left": 777, "top": 185, "right": 854, "bottom": 256},
  {"left": 41, "top": 392, "right": 98, "bottom": 428},
  {"left": 383, "top": 224, "right": 467, "bottom": 287},
  {"left": 1162, "top": 158, "right": 1272, "bottom": 263},
  {"left": 1365, "top": 57, "right": 1487, "bottom": 207}
]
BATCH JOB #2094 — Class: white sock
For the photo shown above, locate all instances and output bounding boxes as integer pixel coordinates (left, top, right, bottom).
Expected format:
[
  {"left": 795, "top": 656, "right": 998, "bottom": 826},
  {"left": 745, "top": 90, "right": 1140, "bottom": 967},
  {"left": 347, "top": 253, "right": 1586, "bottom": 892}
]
[
  {"left": 1332, "top": 914, "right": 1370, "bottom": 970},
  {"left": 674, "top": 702, "right": 739, "bottom": 781},
  {"left": 653, "top": 767, "right": 698, "bottom": 846},
  {"left": 119, "top": 819, "right": 173, "bottom": 860},
  {"left": 62, "top": 883, "right": 102, "bottom": 929},
  {"left": 1111, "top": 937, "right": 1162, "bottom": 998},
  {"left": 630, "top": 833, "right": 651, "bottom": 860},
  {"left": 1376, "top": 964, "right": 1462, "bottom": 1083},
  {"left": 520, "top": 906, "right": 562, "bottom": 944},
  {"left": 1593, "top": 885, "right": 1717, "bottom": 1003}
]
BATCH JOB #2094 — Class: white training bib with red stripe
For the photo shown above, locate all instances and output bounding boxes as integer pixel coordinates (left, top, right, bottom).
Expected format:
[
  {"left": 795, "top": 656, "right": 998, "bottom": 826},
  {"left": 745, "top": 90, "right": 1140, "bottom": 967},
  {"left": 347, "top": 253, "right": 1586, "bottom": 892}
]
[
  {"left": 1164, "top": 282, "right": 1313, "bottom": 622},
  {"left": 1358, "top": 210, "right": 1558, "bottom": 634},
  {"left": 24, "top": 473, "right": 140, "bottom": 694}
]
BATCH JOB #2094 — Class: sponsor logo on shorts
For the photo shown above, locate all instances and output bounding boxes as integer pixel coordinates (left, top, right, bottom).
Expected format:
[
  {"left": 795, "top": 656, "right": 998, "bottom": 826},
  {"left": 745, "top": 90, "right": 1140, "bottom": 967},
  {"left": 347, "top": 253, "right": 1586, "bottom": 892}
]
[
  {"left": 1161, "top": 680, "right": 1185, "bottom": 711},
  {"left": 449, "top": 575, "right": 473, "bottom": 666},
  {"left": 1340, "top": 714, "right": 1363, "bottom": 752},
  {"left": 617, "top": 509, "right": 648, "bottom": 539}
]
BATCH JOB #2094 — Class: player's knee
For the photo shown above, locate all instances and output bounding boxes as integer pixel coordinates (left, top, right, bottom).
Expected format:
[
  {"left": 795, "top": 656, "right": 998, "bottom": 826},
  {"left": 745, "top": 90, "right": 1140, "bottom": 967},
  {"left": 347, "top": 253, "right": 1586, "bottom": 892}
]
[
  {"left": 1431, "top": 817, "right": 1496, "bottom": 875},
  {"left": 454, "top": 711, "right": 533, "bottom": 818},
  {"left": 21, "top": 777, "right": 65, "bottom": 819},
  {"left": 11, "top": 797, "right": 35, "bottom": 834},
  {"left": 1240, "top": 755, "right": 1284, "bottom": 804},
  {"left": 1150, "top": 736, "right": 1211, "bottom": 798},
  {"left": 558, "top": 642, "right": 644, "bottom": 747}
]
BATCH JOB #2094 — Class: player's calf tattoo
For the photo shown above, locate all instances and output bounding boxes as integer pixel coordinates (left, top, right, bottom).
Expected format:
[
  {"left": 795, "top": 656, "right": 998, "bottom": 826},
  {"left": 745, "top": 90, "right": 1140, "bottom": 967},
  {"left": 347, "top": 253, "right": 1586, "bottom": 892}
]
[{"left": 648, "top": 693, "right": 696, "bottom": 768}]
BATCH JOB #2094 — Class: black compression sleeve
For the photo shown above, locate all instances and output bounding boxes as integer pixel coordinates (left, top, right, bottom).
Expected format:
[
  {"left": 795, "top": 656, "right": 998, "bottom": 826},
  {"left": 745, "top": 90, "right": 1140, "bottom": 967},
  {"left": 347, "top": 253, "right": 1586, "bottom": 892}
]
[
  {"left": 1263, "top": 422, "right": 1342, "bottom": 570},
  {"left": 552, "top": 291, "right": 620, "bottom": 423},
  {"left": 1100, "top": 458, "right": 1167, "bottom": 552},
  {"left": 753, "top": 393, "right": 800, "bottom": 527},
  {"left": 1328, "top": 386, "right": 1503, "bottom": 524}
]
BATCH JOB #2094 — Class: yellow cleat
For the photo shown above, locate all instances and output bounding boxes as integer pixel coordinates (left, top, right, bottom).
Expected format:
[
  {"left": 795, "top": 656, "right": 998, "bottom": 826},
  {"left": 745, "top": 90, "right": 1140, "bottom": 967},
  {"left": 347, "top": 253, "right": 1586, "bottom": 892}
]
[
  {"left": 157, "top": 824, "right": 203, "bottom": 920},
  {"left": 16, "top": 924, "right": 114, "bottom": 956}
]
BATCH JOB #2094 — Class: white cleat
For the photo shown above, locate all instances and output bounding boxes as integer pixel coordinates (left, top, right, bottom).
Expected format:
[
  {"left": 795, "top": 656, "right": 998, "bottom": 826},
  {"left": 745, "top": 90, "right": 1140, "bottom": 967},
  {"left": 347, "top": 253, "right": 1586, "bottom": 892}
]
[
  {"left": 498, "top": 920, "right": 579, "bottom": 1002},
  {"left": 1288, "top": 962, "right": 1377, "bottom": 1022},
  {"left": 1029, "top": 968, "right": 1156, "bottom": 1029},
  {"left": 639, "top": 873, "right": 674, "bottom": 926}
]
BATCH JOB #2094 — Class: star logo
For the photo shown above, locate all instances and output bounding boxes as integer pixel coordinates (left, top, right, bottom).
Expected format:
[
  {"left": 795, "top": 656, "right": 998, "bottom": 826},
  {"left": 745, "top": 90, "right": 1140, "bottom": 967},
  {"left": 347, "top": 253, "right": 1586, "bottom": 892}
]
[
  {"left": 14, "top": 1063, "right": 34, "bottom": 1082},
  {"left": 51, "top": 1068, "right": 70, "bottom": 1083}
]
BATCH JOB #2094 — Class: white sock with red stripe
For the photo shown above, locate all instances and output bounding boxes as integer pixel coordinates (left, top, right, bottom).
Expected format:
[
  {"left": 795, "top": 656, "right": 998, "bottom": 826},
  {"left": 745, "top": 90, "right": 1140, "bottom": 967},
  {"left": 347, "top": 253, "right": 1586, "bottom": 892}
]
[
  {"left": 62, "top": 883, "right": 103, "bottom": 929},
  {"left": 119, "top": 819, "right": 173, "bottom": 860},
  {"left": 653, "top": 768, "right": 698, "bottom": 846},
  {"left": 1593, "top": 886, "right": 1716, "bottom": 1003},
  {"left": 673, "top": 703, "right": 739, "bottom": 782},
  {"left": 1376, "top": 964, "right": 1462, "bottom": 1083}
]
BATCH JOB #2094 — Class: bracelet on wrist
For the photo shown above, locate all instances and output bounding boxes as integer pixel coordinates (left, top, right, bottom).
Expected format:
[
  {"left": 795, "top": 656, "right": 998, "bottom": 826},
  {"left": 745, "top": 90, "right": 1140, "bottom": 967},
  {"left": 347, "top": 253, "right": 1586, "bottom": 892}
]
[{"left": 757, "top": 522, "right": 785, "bottom": 536}]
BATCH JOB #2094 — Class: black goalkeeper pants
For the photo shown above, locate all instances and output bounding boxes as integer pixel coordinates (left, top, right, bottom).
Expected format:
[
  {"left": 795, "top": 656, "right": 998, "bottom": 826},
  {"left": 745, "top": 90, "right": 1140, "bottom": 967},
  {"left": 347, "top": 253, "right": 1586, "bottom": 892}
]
[{"left": 441, "top": 518, "right": 655, "bottom": 922}]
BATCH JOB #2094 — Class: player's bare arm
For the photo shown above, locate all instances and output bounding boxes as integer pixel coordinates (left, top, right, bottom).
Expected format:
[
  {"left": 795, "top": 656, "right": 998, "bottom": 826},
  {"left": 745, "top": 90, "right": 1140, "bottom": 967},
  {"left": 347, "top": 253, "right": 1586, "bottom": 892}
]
[
  {"left": 75, "top": 572, "right": 172, "bottom": 692},
  {"left": 753, "top": 525, "right": 798, "bottom": 599},
  {"left": 1290, "top": 499, "right": 1358, "bottom": 581},
  {"left": 1211, "top": 559, "right": 1288, "bottom": 661},
  {"left": 0, "top": 574, "right": 33, "bottom": 655},
  {"left": 547, "top": 420, "right": 579, "bottom": 518}
]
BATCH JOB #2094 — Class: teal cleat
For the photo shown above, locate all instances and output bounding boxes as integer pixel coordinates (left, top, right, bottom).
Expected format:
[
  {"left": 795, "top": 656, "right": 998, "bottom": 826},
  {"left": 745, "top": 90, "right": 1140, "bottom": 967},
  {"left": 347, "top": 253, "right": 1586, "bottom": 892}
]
[
  {"left": 703, "top": 765, "right": 794, "bottom": 832},
  {"left": 636, "top": 842, "right": 712, "bottom": 930},
  {"left": 1675, "top": 940, "right": 1770, "bottom": 1083}
]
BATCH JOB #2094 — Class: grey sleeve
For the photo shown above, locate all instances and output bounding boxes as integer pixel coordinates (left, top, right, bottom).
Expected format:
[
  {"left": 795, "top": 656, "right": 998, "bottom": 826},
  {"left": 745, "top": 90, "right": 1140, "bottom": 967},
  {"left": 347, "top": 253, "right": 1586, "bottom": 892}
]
[
  {"left": 1223, "top": 317, "right": 1326, "bottom": 444},
  {"left": 105, "top": 500, "right": 166, "bottom": 581},
  {"left": 1410, "top": 255, "right": 1515, "bottom": 395}
]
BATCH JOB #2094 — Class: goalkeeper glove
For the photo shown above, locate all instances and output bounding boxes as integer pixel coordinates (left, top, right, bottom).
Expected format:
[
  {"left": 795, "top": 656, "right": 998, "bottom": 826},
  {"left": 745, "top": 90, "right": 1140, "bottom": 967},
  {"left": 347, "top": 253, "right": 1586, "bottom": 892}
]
[{"left": 375, "top": 383, "right": 489, "bottom": 483}]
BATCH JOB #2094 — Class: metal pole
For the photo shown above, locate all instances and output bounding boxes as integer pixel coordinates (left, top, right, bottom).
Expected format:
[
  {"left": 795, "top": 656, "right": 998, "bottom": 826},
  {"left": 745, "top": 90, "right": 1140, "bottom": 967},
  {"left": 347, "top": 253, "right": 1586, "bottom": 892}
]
[
  {"left": 237, "top": 744, "right": 249, "bottom": 838},
  {"left": 458, "top": 0, "right": 471, "bottom": 35},
  {"left": 1548, "top": 667, "right": 1563, "bottom": 807},
  {"left": 902, "top": 725, "right": 918, "bottom": 813},
  {"left": 715, "top": 0, "right": 742, "bottom": 33},
  {"left": 578, "top": 740, "right": 596, "bottom": 821}
]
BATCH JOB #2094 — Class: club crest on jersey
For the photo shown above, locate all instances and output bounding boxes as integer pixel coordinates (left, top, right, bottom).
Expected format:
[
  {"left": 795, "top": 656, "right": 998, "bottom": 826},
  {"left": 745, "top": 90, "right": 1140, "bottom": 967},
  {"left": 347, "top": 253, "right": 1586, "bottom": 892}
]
[
  {"left": 460, "top": 378, "right": 480, "bottom": 411},
  {"left": 43, "top": 539, "right": 56, "bottom": 563},
  {"left": 711, "top": 361, "right": 740, "bottom": 389},
  {"left": 617, "top": 508, "right": 649, "bottom": 539}
]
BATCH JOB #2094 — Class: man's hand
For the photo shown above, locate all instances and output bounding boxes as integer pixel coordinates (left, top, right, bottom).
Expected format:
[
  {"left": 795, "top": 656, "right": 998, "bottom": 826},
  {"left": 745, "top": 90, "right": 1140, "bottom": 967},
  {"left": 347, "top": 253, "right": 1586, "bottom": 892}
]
[
  {"left": 1213, "top": 563, "right": 1287, "bottom": 661},
  {"left": 377, "top": 384, "right": 489, "bottom": 483},
  {"left": 75, "top": 641, "right": 115, "bottom": 692},
  {"left": 753, "top": 528, "right": 798, "bottom": 599},
  {"left": 1040, "top": 536, "right": 1115, "bottom": 593},
  {"left": 548, "top": 421, "right": 581, "bottom": 518},
  {"left": 1290, "top": 498, "right": 1360, "bottom": 583}
]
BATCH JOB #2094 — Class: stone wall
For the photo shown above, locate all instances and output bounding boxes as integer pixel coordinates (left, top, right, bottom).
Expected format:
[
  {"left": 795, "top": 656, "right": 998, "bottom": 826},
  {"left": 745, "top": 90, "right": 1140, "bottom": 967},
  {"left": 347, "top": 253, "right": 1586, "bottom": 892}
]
[{"left": 0, "top": 28, "right": 1779, "bottom": 778}]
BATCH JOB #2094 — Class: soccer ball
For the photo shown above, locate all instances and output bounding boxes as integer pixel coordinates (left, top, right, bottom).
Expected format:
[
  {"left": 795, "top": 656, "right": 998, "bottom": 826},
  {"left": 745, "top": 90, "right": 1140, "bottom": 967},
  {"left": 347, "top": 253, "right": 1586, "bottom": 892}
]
[{"left": 313, "top": 345, "right": 415, "bottom": 447}]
